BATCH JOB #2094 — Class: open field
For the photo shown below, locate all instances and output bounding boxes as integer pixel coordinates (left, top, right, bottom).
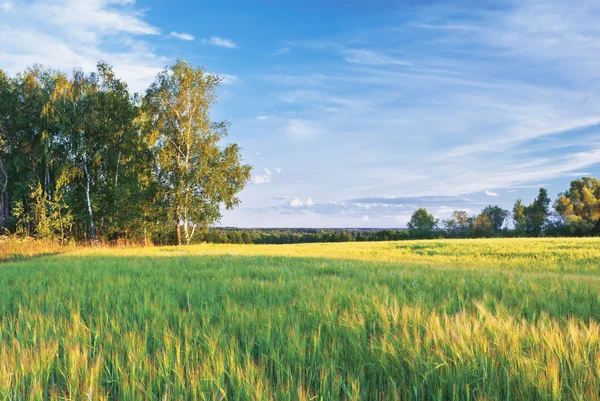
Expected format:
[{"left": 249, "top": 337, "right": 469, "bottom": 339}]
[{"left": 1, "top": 238, "right": 600, "bottom": 400}]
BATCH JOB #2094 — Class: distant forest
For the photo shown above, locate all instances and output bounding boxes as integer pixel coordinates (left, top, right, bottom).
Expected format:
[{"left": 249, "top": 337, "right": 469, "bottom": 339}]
[
  {"left": 1, "top": 61, "right": 599, "bottom": 245},
  {"left": 196, "top": 177, "right": 600, "bottom": 244}
]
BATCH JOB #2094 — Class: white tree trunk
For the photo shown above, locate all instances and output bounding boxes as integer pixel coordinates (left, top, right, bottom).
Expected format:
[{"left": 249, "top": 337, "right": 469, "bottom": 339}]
[
  {"left": 183, "top": 209, "right": 189, "bottom": 244},
  {"left": 83, "top": 159, "right": 96, "bottom": 240}
]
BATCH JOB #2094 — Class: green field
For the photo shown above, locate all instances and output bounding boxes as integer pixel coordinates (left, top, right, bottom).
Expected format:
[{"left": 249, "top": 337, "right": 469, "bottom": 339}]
[{"left": 1, "top": 238, "right": 600, "bottom": 400}]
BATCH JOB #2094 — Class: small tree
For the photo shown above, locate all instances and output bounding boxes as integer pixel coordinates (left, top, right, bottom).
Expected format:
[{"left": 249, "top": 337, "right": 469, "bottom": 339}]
[
  {"left": 512, "top": 189, "right": 551, "bottom": 236},
  {"left": 512, "top": 198, "right": 526, "bottom": 234},
  {"left": 442, "top": 210, "right": 471, "bottom": 238},
  {"left": 480, "top": 205, "right": 509, "bottom": 234},
  {"left": 407, "top": 208, "right": 437, "bottom": 239},
  {"left": 472, "top": 213, "right": 493, "bottom": 237},
  {"left": 526, "top": 188, "right": 551, "bottom": 236}
]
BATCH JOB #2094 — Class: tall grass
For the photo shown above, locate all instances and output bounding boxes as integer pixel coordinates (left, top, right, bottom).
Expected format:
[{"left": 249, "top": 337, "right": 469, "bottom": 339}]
[
  {"left": 0, "top": 236, "right": 72, "bottom": 263},
  {"left": 1, "top": 238, "right": 599, "bottom": 400}
]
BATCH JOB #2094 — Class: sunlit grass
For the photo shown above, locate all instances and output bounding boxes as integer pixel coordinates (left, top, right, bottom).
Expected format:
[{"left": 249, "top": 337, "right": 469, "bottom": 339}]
[
  {"left": 0, "top": 236, "right": 72, "bottom": 263},
  {"left": 1, "top": 238, "right": 600, "bottom": 400},
  {"left": 78, "top": 237, "right": 600, "bottom": 273}
]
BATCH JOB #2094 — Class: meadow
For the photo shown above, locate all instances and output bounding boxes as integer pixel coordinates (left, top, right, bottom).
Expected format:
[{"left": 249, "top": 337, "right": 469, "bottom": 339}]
[{"left": 1, "top": 238, "right": 600, "bottom": 400}]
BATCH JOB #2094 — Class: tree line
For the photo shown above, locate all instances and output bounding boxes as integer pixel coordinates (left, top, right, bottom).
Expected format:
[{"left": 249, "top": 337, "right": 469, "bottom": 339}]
[
  {"left": 196, "top": 228, "right": 410, "bottom": 244},
  {"left": 407, "top": 178, "right": 600, "bottom": 239},
  {"left": 0, "top": 60, "right": 251, "bottom": 245},
  {"left": 194, "top": 177, "right": 600, "bottom": 245},
  {"left": 171, "top": 177, "right": 600, "bottom": 245}
]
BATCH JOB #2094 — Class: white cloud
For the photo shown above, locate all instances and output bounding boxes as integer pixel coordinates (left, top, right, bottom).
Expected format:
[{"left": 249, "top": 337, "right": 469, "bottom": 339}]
[
  {"left": 256, "top": 115, "right": 271, "bottom": 121},
  {"left": 289, "top": 197, "right": 303, "bottom": 207},
  {"left": 170, "top": 31, "right": 194, "bottom": 41},
  {"left": 284, "top": 119, "right": 326, "bottom": 138},
  {"left": 485, "top": 190, "right": 499, "bottom": 197},
  {"left": 203, "top": 36, "right": 237, "bottom": 49},
  {"left": 362, "top": 215, "right": 369, "bottom": 221},
  {"left": 34, "top": 0, "right": 160, "bottom": 40},
  {"left": 251, "top": 175, "right": 271, "bottom": 185},
  {"left": 0, "top": 0, "right": 165, "bottom": 93},
  {"left": 275, "top": 167, "right": 282, "bottom": 174},
  {"left": 306, "top": 198, "right": 314, "bottom": 206},
  {"left": 251, "top": 168, "right": 272, "bottom": 185}
]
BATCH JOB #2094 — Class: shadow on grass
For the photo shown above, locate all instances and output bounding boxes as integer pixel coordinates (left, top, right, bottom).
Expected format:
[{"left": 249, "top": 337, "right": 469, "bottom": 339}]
[{"left": 0, "top": 251, "right": 66, "bottom": 264}]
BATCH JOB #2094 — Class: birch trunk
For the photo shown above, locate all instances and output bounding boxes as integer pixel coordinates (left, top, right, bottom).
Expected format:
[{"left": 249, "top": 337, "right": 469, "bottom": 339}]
[
  {"left": 0, "top": 155, "right": 7, "bottom": 231},
  {"left": 83, "top": 159, "right": 96, "bottom": 240}
]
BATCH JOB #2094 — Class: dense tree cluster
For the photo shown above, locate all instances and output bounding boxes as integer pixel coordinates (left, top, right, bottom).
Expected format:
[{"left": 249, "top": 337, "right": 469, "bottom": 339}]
[{"left": 0, "top": 60, "right": 251, "bottom": 244}]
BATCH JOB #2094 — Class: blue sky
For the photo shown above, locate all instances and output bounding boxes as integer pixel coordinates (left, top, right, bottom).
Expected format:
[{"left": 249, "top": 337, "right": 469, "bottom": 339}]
[{"left": 2, "top": 0, "right": 600, "bottom": 228}]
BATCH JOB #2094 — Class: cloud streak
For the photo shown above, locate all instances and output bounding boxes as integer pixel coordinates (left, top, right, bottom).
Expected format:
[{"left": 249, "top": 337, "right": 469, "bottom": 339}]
[
  {"left": 170, "top": 31, "right": 194, "bottom": 41},
  {"left": 203, "top": 36, "right": 238, "bottom": 48},
  {"left": 342, "top": 49, "right": 413, "bottom": 66}
]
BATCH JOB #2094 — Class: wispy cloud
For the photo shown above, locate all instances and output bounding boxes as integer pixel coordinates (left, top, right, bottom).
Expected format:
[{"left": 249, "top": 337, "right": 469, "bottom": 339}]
[
  {"left": 0, "top": 0, "right": 165, "bottom": 93},
  {"left": 170, "top": 31, "right": 194, "bottom": 41},
  {"left": 485, "top": 190, "right": 499, "bottom": 197},
  {"left": 342, "top": 49, "right": 413, "bottom": 66},
  {"left": 241, "top": 195, "right": 484, "bottom": 228},
  {"left": 284, "top": 119, "right": 326, "bottom": 138},
  {"left": 348, "top": 196, "right": 488, "bottom": 208},
  {"left": 411, "top": 23, "right": 482, "bottom": 31},
  {"left": 218, "top": 73, "right": 238, "bottom": 85},
  {"left": 33, "top": 0, "right": 160, "bottom": 40},
  {"left": 275, "top": 46, "right": 290, "bottom": 55},
  {"left": 203, "top": 36, "right": 237, "bottom": 48}
]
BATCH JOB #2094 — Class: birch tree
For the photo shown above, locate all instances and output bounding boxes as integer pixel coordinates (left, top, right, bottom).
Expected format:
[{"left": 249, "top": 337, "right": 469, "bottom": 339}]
[{"left": 143, "top": 60, "right": 251, "bottom": 245}]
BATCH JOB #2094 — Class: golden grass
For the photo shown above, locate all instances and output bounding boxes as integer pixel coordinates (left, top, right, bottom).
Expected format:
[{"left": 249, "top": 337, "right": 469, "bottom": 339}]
[
  {"left": 0, "top": 236, "right": 73, "bottom": 263},
  {"left": 74, "top": 237, "right": 600, "bottom": 273}
]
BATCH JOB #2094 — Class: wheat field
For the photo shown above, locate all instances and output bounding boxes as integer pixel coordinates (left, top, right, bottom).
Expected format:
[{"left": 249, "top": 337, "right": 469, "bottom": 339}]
[{"left": 1, "top": 238, "right": 600, "bottom": 400}]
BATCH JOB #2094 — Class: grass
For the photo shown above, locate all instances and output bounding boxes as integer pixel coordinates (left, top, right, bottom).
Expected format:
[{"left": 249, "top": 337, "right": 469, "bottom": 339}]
[
  {"left": 0, "top": 236, "right": 73, "bottom": 263},
  {"left": 1, "top": 238, "right": 600, "bottom": 400}
]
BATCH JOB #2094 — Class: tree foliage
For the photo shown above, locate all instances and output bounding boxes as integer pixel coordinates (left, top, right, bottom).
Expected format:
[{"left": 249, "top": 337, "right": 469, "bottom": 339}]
[
  {"left": 0, "top": 61, "right": 250, "bottom": 244},
  {"left": 408, "top": 208, "right": 438, "bottom": 239},
  {"left": 554, "top": 177, "right": 600, "bottom": 235},
  {"left": 143, "top": 60, "right": 251, "bottom": 244},
  {"left": 512, "top": 188, "right": 551, "bottom": 236},
  {"left": 442, "top": 210, "right": 471, "bottom": 238}
]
